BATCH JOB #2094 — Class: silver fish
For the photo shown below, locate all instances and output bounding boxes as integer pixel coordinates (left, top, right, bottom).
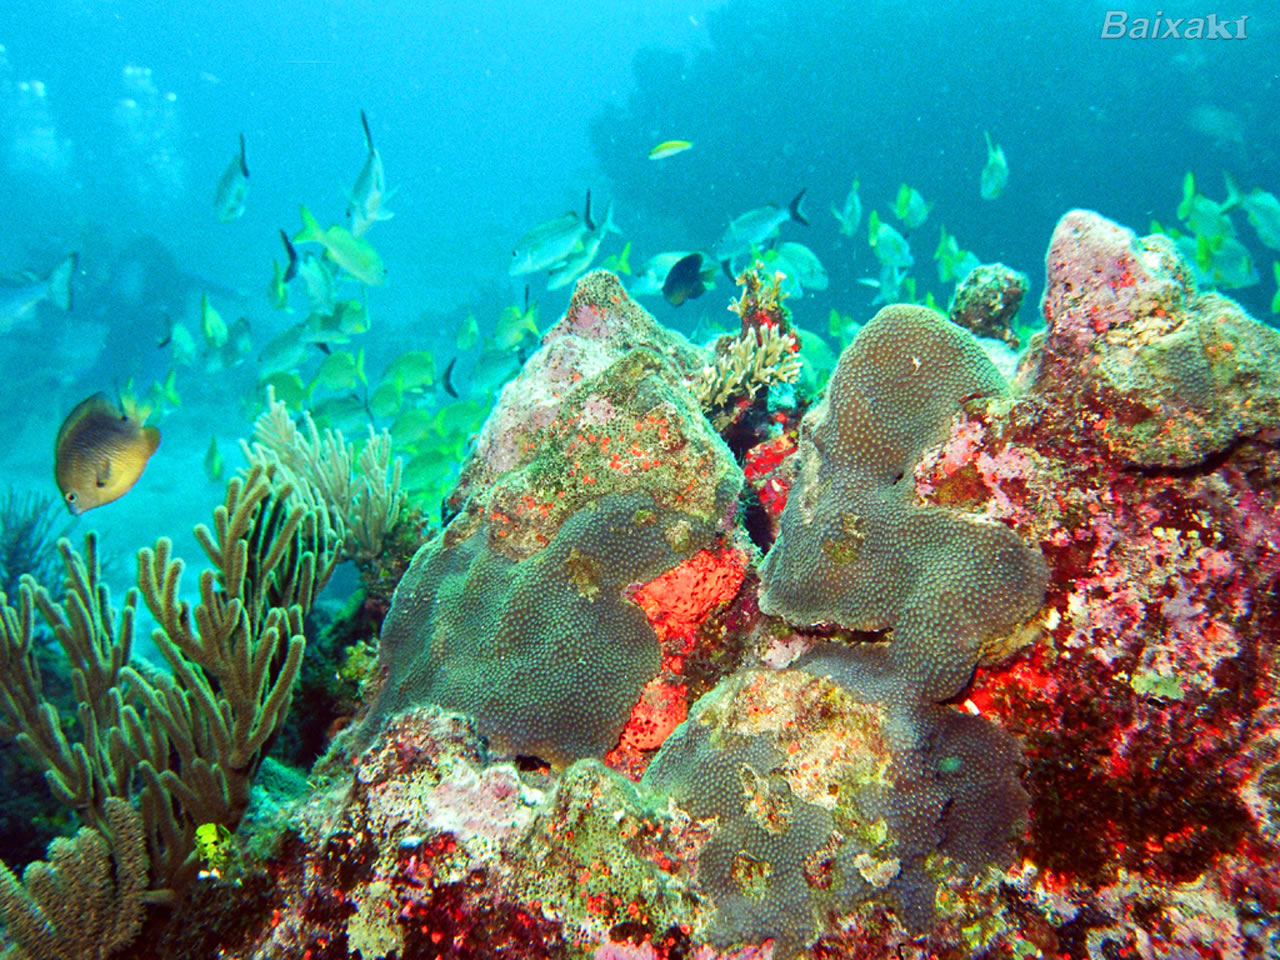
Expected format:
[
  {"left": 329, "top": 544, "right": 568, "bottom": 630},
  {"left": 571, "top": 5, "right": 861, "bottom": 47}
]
[
  {"left": 980, "top": 131, "right": 1008, "bottom": 201},
  {"left": 546, "top": 200, "right": 618, "bottom": 290},
  {"left": 347, "top": 109, "right": 394, "bottom": 237},
  {"left": 509, "top": 190, "right": 594, "bottom": 276},
  {"left": 0, "top": 252, "right": 75, "bottom": 331},
  {"left": 765, "top": 241, "right": 828, "bottom": 297},
  {"left": 215, "top": 132, "right": 249, "bottom": 222},
  {"left": 297, "top": 252, "right": 338, "bottom": 316},
  {"left": 712, "top": 189, "right": 808, "bottom": 270},
  {"left": 831, "top": 177, "right": 862, "bottom": 237},
  {"left": 1241, "top": 188, "right": 1280, "bottom": 251}
]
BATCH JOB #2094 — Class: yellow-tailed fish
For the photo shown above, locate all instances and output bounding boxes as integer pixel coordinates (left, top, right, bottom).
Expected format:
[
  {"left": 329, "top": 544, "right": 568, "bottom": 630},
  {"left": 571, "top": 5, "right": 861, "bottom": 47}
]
[
  {"left": 831, "top": 177, "right": 861, "bottom": 238},
  {"left": 455, "top": 312, "right": 479, "bottom": 351},
  {"left": 201, "top": 294, "right": 228, "bottom": 348},
  {"left": 297, "top": 251, "right": 338, "bottom": 315},
  {"left": 601, "top": 240, "right": 632, "bottom": 275},
  {"left": 294, "top": 206, "right": 387, "bottom": 286},
  {"left": 763, "top": 241, "right": 828, "bottom": 297},
  {"left": 347, "top": 109, "right": 395, "bottom": 237},
  {"left": 214, "top": 133, "right": 249, "bottom": 222},
  {"left": 648, "top": 139, "right": 692, "bottom": 160},
  {"left": 55, "top": 392, "right": 160, "bottom": 514},
  {"left": 136, "top": 368, "right": 181, "bottom": 418},
  {"left": 256, "top": 371, "right": 309, "bottom": 409},
  {"left": 868, "top": 210, "right": 914, "bottom": 269},
  {"left": 893, "top": 184, "right": 930, "bottom": 230},
  {"left": 258, "top": 322, "right": 311, "bottom": 373},
  {"left": 495, "top": 287, "right": 539, "bottom": 350},
  {"left": 158, "top": 319, "right": 198, "bottom": 368},
  {"left": 205, "top": 315, "right": 252, "bottom": 372},
  {"left": 204, "top": 435, "right": 224, "bottom": 482},
  {"left": 1241, "top": 186, "right": 1280, "bottom": 251},
  {"left": 312, "top": 348, "right": 365, "bottom": 392},
  {"left": 303, "top": 299, "right": 368, "bottom": 344},
  {"left": 382, "top": 350, "right": 435, "bottom": 391},
  {"left": 268, "top": 259, "right": 289, "bottom": 310},
  {"left": 370, "top": 378, "right": 402, "bottom": 419}
]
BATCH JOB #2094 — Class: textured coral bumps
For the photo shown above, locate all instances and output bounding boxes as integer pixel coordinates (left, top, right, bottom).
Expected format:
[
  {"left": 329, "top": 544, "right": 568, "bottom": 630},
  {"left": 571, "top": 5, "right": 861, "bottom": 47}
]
[
  {"left": 641, "top": 670, "right": 1027, "bottom": 953},
  {"left": 363, "top": 273, "right": 743, "bottom": 768},
  {"left": 1033, "top": 209, "right": 1280, "bottom": 467},
  {"left": 758, "top": 304, "right": 1049, "bottom": 703}
]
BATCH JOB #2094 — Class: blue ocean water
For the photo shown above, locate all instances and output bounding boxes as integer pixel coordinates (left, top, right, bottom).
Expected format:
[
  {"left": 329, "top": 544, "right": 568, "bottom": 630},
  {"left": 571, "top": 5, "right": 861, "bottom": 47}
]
[{"left": 0, "top": 2, "right": 1276, "bottom": 635}]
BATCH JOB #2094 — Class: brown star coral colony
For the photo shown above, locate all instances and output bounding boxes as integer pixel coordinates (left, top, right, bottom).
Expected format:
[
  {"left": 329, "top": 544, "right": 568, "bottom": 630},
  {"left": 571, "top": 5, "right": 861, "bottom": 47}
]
[{"left": 5, "top": 209, "right": 1280, "bottom": 958}]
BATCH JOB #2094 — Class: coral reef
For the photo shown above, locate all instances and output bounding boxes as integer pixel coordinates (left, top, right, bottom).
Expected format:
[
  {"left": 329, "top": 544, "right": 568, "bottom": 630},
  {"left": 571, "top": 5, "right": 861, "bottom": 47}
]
[
  {"left": 0, "top": 797, "right": 147, "bottom": 960},
  {"left": 0, "top": 489, "right": 72, "bottom": 602},
  {"left": 358, "top": 272, "right": 743, "bottom": 771},
  {"left": 243, "top": 386, "right": 409, "bottom": 566},
  {"left": 1029, "top": 209, "right": 1280, "bottom": 467},
  {"left": 10, "top": 210, "right": 1278, "bottom": 960},
  {"left": 695, "top": 265, "right": 802, "bottom": 438},
  {"left": 641, "top": 669, "right": 1026, "bottom": 956},
  {"left": 694, "top": 324, "right": 800, "bottom": 433},
  {"left": 900, "top": 210, "right": 1280, "bottom": 956}
]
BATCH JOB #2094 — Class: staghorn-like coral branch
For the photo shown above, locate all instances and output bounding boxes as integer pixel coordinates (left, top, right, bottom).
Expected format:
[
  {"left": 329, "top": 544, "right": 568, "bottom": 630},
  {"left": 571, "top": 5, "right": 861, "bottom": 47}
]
[{"left": 694, "top": 323, "right": 801, "bottom": 431}]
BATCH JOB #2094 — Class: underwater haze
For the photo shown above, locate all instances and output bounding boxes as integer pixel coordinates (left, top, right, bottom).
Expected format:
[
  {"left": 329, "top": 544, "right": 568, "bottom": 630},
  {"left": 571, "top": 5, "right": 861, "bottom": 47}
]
[
  {"left": 2, "top": 0, "right": 1280, "bottom": 955},
  {"left": 0, "top": 0, "right": 1276, "bottom": 573}
]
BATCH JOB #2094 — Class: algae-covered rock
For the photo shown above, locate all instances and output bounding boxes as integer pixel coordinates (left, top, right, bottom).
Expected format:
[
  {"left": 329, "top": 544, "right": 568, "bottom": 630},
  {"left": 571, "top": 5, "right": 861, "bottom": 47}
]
[
  {"left": 1031, "top": 208, "right": 1280, "bottom": 467},
  {"left": 949, "top": 262, "right": 1028, "bottom": 347}
]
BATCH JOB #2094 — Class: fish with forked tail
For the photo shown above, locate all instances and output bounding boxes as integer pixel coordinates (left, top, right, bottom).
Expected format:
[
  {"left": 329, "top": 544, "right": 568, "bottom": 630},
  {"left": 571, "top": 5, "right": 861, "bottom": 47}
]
[
  {"left": 54, "top": 392, "right": 160, "bottom": 514},
  {"left": 0, "top": 253, "right": 76, "bottom": 331},
  {"left": 980, "top": 131, "right": 1008, "bottom": 200},
  {"left": 713, "top": 189, "right": 809, "bottom": 274},
  {"left": 347, "top": 109, "right": 395, "bottom": 237},
  {"left": 215, "top": 132, "right": 249, "bottom": 222},
  {"left": 509, "top": 190, "right": 595, "bottom": 276}
]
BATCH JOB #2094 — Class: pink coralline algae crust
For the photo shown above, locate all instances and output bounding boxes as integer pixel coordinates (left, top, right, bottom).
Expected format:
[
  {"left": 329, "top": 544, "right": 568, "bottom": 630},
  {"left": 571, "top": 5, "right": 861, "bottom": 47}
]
[
  {"left": 1029, "top": 209, "right": 1280, "bottom": 468},
  {"left": 448, "top": 270, "right": 717, "bottom": 536},
  {"left": 901, "top": 211, "right": 1280, "bottom": 956}
]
